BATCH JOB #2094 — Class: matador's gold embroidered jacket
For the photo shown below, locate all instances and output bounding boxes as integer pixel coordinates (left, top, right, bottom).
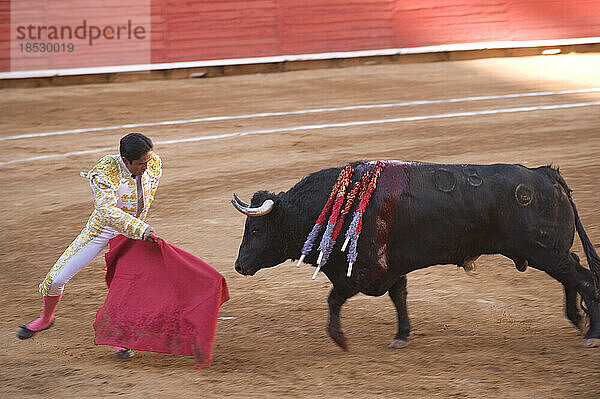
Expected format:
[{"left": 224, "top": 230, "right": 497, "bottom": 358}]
[{"left": 81, "top": 153, "right": 162, "bottom": 240}]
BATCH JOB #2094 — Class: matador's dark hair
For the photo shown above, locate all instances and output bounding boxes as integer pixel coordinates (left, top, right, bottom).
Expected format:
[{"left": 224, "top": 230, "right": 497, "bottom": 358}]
[{"left": 120, "top": 132, "right": 153, "bottom": 161}]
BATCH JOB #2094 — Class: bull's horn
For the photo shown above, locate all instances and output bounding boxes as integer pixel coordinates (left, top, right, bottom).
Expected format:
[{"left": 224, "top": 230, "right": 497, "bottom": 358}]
[
  {"left": 233, "top": 193, "right": 251, "bottom": 208},
  {"left": 231, "top": 194, "right": 274, "bottom": 216}
]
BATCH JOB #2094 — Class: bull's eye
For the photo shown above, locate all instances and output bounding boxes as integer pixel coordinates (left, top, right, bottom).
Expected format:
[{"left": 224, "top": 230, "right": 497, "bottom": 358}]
[{"left": 251, "top": 227, "right": 260, "bottom": 235}]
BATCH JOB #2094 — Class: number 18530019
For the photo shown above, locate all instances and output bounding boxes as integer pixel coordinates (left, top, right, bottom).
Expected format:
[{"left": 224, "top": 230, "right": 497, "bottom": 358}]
[{"left": 20, "top": 42, "right": 74, "bottom": 53}]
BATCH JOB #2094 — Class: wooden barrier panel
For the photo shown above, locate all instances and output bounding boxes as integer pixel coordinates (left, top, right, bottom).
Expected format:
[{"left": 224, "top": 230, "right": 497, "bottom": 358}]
[{"left": 392, "top": 0, "right": 600, "bottom": 47}]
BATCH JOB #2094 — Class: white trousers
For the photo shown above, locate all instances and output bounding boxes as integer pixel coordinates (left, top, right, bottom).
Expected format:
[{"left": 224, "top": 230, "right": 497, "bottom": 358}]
[{"left": 40, "top": 226, "right": 119, "bottom": 296}]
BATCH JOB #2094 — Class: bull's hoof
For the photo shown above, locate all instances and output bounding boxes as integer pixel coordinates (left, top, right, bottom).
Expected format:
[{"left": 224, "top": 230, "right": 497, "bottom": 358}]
[
  {"left": 389, "top": 339, "right": 408, "bottom": 349},
  {"left": 582, "top": 338, "right": 600, "bottom": 348},
  {"left": 328, "top": 328, "right": 348, "bottom": 351},
  {"left": 577, "top": 315, "right": 590, "bottom": 333}
]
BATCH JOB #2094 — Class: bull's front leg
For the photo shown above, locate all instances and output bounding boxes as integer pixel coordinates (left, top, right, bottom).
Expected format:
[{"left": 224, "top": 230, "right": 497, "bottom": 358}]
[
  {"left": 388, "top": 275, "right": 411, "bottom": 348},
  {"left": 327, "top": 286, "right": 357, "bottom": 350}
]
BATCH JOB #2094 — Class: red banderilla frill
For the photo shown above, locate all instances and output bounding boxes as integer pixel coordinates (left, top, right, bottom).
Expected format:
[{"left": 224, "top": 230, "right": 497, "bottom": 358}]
[
  {"left": 312, "top": 167, "right": 353, "bottom": 279},
  {"left": 298, "top": 165, "right": 353, "bottom": 267},
  {"left": 344, "top": 162, "right": 385, "bottom": 277}
]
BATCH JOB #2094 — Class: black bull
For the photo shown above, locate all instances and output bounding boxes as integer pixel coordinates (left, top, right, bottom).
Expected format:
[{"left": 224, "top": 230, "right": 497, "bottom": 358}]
[{"left": 232, "top": 161, "right": 600, "bottom": 349}]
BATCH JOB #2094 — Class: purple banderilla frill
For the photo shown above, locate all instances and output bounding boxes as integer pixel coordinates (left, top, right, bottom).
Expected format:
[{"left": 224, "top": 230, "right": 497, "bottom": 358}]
[
  {"left": 343, "top": 162, "right": 385, "bottom": 276},
  {"left": 312, "top": 167, "right": 353, "bottom": 279},
  {"left": 297, "top": 165, "right": 353, "bottom": 268}
]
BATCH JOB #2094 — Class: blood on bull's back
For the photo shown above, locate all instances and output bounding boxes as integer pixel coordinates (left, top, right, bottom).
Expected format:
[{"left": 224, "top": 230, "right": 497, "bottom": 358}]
[{"left": 377, "top": 163, "right": 575, "bottom": 274}]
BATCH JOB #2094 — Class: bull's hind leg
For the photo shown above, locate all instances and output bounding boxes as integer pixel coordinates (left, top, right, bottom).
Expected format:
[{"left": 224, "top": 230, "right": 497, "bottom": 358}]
[
  {"left": 563, "top": 253, "right": 589, "bottom": 332},
  {"left": 530, "top": 251, "right": 600, "bottom": 346},
  {"left": 564, "top": 283, "right": 586, "bottom": 332},
  {"left": 326, "top": 285, "right": 358, "bottom": 350},
  {"left": 562, "top": 254, "right": 590, "bottom": 333},
  {"left": 388, "top": 275, "right": 411, "bottom": 348}
]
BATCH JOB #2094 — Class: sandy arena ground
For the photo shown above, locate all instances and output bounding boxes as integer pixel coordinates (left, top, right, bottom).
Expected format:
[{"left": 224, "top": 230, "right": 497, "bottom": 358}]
[{"left": 1, "top": 53, "right": 600, "bottom": 398}]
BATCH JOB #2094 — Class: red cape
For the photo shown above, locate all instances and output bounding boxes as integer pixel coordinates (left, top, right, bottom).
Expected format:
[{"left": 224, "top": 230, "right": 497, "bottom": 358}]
[{"left": 93, "top": 235, "right": 229, "bottom": 367}]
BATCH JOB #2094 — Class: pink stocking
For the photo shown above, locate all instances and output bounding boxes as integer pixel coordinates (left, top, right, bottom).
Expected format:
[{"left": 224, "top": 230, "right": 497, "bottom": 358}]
[{"left": 26, "top": 295, "right": 61, "bottom": 331}]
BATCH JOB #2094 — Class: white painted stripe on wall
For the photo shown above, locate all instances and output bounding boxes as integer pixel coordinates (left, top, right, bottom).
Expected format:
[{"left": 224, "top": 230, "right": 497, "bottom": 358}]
[
  {"left": 2, "top": 101, "right": 599, "bottom": 167},
  {"left": 2, "top": 87, "right": 600, "bottom": 142},
  {"left": 1, "top": 37, "right": 599, "bottom": 79}
]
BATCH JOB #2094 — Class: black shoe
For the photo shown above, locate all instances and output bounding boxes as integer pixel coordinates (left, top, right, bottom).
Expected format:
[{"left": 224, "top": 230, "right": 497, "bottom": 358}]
[
  {"left": 116, "top": 348, "right": 134, "bottom": 359},
  {"left": 16, "top": 320, "right": 54, "bottom": 340}
]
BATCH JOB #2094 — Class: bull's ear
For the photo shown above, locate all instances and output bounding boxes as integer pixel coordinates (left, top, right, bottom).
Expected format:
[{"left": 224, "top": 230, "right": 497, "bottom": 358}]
[
  {"left": 270, "top": 194, "right": 285, "bottom": 216},
  {"left": 271, "top": 196, "right": 281, "bottom": 210}
]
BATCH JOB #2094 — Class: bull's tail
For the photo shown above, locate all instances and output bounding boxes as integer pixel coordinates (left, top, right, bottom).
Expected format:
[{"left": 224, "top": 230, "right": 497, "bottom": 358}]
[
  {"left": 551, "top": 168, "right": 600, "bottom": 297},
  {"left": 571, "top": 199, "right": 600, "bottom": 297}
]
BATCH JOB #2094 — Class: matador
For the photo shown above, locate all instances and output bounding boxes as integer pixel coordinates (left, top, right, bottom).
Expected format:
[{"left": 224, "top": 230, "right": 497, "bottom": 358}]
[{"left": 17, "top": 133, "right": 162, "bottom": 359}]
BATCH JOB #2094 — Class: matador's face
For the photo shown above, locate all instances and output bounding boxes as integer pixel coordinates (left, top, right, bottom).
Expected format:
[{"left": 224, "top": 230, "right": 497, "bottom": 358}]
[{"left": 123, "top": 151, "right": 153, "bottom": 177}]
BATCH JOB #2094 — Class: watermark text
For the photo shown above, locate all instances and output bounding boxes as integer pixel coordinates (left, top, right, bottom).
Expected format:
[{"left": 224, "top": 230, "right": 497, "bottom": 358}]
[{"left": 16, "top": 20, "right": 146, "bottom": 46}]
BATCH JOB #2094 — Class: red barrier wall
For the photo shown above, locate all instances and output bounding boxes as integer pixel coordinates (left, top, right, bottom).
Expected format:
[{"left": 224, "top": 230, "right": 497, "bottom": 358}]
[
  {"left": 151, "top": 0, "right": 600, "bottom": 63},
  {"left": 2, "top": 0, "right": 600, "bottom": 73}
]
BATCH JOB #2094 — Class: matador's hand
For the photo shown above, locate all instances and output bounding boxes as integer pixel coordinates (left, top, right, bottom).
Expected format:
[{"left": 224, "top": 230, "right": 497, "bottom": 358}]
[{"left": 143, "top": 226, "right": 158, "bottom": 242}]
